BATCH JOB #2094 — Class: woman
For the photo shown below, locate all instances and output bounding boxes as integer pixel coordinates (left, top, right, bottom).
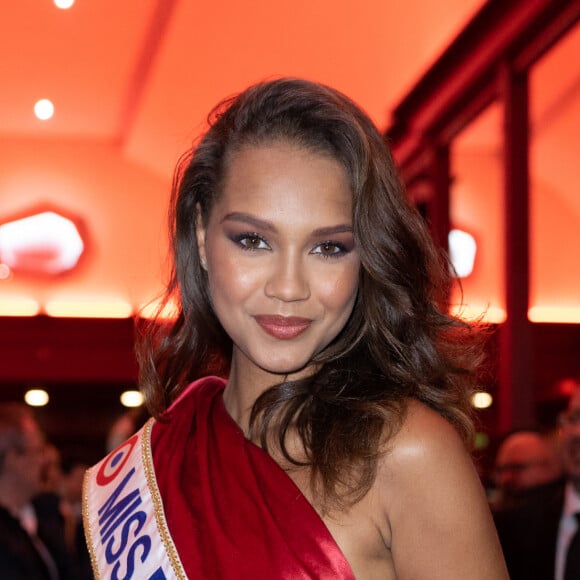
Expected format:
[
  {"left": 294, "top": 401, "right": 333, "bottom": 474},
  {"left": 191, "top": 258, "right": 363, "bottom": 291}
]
[{"left": 84, "top": 78, "right": 507, "bottom": 579}]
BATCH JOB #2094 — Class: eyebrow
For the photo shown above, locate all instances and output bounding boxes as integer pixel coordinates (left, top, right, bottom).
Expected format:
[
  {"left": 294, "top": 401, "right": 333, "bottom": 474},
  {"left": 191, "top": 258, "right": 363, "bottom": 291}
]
[{"left": 221, "top": 212, "right": 353, "bottom": 237}]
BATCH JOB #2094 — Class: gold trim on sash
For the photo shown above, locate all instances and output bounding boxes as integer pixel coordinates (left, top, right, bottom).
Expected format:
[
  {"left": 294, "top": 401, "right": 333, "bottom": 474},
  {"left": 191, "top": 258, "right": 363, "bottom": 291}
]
[
  {"left": 82, "top": 465, "right": 101, "bottom": 580},
  {"left": 141, "top": 418, "right": 188, "bottom": 580}
]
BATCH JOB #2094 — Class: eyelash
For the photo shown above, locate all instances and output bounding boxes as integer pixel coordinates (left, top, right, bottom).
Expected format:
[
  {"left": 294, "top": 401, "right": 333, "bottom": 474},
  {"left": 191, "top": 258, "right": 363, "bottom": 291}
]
[
  {"left": 231, "top": 233, "right": 270, "bottom": 251},
  {"left": 311, "top": 241, "right": 348, "bottom": 258},
  {"left": 231, "top": 233, "right": 349, "bottom": 258}
]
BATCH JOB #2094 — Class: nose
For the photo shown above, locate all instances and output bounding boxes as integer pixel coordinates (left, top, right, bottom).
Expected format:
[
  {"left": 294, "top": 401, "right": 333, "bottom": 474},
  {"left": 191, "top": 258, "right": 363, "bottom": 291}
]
[{"left": 264, "top": 251, "right": 310, "bottom": 302}]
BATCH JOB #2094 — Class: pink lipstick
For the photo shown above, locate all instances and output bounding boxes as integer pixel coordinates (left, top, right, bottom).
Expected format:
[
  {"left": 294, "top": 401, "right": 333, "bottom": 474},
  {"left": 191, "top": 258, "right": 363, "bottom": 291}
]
[{"left": 254, "top": 315, "right": 312, "bottom": 340}]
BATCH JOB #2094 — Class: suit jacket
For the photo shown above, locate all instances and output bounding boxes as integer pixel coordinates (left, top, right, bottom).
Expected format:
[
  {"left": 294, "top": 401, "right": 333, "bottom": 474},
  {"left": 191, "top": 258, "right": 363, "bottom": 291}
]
[
  {"left": 494, "top": 478, "right": 566, "bottom": 580},
  {"left": 0, "top": 495, "right": 72, "bottom": 580}
]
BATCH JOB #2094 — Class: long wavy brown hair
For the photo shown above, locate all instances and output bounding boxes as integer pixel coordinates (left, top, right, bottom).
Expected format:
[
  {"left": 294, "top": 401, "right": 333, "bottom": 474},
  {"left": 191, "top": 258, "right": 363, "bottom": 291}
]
[{"left": 137, "top": 77, "right": 483, "bottom": 511}]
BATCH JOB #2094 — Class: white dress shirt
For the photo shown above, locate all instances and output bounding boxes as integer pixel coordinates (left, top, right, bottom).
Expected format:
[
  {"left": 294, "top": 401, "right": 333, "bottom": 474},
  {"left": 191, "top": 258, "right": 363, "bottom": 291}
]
[
  {"left": 16, "top": 503, "right": 60, "bottom": 580},
  {"left": 555, "top": 482, "right": 580, "bottom": 580}
]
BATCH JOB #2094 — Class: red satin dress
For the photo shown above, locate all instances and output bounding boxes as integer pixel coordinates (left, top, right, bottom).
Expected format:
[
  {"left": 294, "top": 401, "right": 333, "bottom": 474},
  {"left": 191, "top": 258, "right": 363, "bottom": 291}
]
[{"left": 151, "top": 376, "right": 355, "bottom": 579}]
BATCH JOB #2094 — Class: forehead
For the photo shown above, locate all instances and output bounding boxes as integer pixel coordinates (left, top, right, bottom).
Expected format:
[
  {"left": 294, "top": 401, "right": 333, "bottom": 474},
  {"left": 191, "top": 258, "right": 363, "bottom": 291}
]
[
  {"left": 217, "top": 142, "right": 353, "bottom": 219},
  {"left": 497, "top": 434, "right": 547, "bottom": 462}
]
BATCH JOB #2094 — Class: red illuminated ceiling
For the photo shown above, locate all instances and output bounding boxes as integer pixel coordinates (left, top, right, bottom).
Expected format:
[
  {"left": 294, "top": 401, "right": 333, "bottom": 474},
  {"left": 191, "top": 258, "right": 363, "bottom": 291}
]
[{"left": 0, "top": 0, "right": 486, "bottom": 317}]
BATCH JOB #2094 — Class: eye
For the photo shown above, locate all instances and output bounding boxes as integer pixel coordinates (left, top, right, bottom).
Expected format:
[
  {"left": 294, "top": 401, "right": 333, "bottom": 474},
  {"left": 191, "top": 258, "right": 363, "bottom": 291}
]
[
  {"left": 235, "top": 233, "right": 270, "bottom": 251},
  {"left": 311, "top": 241, "right": 345, "bottom": 257}
]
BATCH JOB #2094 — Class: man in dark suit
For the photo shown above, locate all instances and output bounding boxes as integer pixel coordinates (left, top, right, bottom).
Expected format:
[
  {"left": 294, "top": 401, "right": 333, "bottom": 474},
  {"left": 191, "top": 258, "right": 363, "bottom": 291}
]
[
  {"left": 494, "top": 382, "right": 580, "bottom": 580},
  {"left": 0, "top": 402, "right": 71, "bottom": 579},
  {"left": 494, "top": 477, "right": 565, "bottom": 578}
]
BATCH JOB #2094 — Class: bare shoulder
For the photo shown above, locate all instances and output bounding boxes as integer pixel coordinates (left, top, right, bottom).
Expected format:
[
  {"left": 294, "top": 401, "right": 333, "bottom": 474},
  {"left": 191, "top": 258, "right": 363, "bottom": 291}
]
[
  {"left": 373, "top": 399, "right": 508, "bottom": 579},
  {"left": 384, "top": 398, "right": 468, "bottom": 469},
  {"left": 377, "top": 398, "right": 483, "bottom": 512}
]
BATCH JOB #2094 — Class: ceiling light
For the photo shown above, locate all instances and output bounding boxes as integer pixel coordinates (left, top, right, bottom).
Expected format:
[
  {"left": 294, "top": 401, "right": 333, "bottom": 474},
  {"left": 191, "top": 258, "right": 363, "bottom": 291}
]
[
  {"left": 449, "top": 304, "right": 506, "bottom": 324},
  {"left": 25, "top": 389, "right": 50, "bottom": 407},
  {"left": 120, "top": 390, "right": 144, "bottom": 408},
  {"left": 138, "top": 297, "right": 179, "bottom": 320},
  {"left": 471, "top": 391, "right": 493, "bottom": 409},
  {"left": 0, "top": 298, "right": 41, "bottom": 317},
  {"left": 0, "top": 211, "right": 84, "bottom": 276},
  {"left": 448, "top": 228, "right": 477, "bottom": 278},
  {"left": 34, "top": 99, "right": 55, "bottom": 120},
  {"left": 44, "top": 299, "right": 133, "bottom": 318},
  {"left": 528, "top": 306, "right": 580, "bottom": 323},
  {"left": 54, "top": 0, "right": 75, "bottom": 8}
]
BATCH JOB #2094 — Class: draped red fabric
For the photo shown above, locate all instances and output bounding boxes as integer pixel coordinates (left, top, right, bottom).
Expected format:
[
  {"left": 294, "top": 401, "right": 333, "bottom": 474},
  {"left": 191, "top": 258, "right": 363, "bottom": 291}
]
[{"left": 151, "top": 376, "right": 355, "bottom": 579}]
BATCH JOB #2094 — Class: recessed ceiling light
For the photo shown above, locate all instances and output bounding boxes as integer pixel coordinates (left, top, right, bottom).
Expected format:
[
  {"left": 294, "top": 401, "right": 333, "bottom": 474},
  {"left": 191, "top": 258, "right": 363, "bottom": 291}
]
[
  {"left": 25, "top": 389, "right": 50, "bottom": 407},
  {"left": 54, "top": 0, "right": 75, "bottom": 9},
  {"left": 0, "top": 298, "right": 41, "bottom": 317},
  {"left": 470, "top": 391, "right": 493, "bottom": 409},
  {"left": 448, "top": 228, "right": 477, "bottom": 278},
  {"left": 44, "top": 300, "right": 133, "bottom": 319},
  {"left": 34, "top": 99, "right": 54, "bottom": 120},
  {"left": 120, "top": 390, "right": 144, "bottom": 408}
]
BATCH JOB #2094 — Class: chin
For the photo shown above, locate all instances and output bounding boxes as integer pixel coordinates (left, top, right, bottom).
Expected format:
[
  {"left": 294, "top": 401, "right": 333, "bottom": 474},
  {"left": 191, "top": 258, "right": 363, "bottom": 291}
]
[{"left": 258, "top": 358, "right": 314, "bottom": 379}]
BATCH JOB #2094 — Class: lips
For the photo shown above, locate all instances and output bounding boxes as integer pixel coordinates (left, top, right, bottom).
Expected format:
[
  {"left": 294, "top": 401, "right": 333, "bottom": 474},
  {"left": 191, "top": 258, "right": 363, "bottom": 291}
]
[{"left": 254, "top": 315, "right": 312, "bottom": 340}]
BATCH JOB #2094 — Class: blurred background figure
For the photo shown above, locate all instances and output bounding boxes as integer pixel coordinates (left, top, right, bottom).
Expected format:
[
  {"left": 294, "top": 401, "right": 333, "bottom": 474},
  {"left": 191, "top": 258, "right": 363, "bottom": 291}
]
[
  {"left": 39, "top": 444, "right": 64, "bottom": 495},
  {"left": 106, "top": 406, "right": 150, "bottom": 453},
  {"left": 494, "top": 381, "right": 580, "bottom": 580},
  {"left": 0, "top": 402, "right": 70, "bottom": 579},
  {"left": 491, "top": 429, "right": 563, "bottom": 510},
  {"left": 59, "top": 454, "right": 92, "bottom": 580}
]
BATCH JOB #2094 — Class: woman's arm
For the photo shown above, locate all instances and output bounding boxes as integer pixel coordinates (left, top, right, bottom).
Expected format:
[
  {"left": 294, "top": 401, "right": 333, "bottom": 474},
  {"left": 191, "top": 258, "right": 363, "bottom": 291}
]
[{"left": 378, "top": 400, "right": 508, "bottom": 579}]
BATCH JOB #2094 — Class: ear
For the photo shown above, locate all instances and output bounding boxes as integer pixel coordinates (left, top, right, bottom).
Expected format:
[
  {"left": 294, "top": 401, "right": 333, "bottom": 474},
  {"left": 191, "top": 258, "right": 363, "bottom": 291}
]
[{"left": 195, "top": 205, "right": 208, "bottom": 271}]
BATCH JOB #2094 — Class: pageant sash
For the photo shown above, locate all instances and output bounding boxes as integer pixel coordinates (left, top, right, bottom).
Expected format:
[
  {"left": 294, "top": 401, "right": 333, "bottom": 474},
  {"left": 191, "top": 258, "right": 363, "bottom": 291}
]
[{"left": 83, "top": 420, "right": 187, "bottom": 580}]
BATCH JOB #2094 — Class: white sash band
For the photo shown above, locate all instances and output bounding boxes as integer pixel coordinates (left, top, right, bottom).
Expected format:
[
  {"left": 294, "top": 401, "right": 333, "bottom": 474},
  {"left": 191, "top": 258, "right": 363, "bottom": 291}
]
[{"left": 83, "top": 420, "right": 187, "bottom": 580}]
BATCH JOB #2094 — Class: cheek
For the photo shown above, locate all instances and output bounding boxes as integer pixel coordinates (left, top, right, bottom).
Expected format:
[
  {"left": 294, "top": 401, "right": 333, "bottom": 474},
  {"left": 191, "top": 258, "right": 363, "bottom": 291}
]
[
  {"left": 206, "top": 244, "right": 261, "bottom": 304},
  {"left": 317, "top": 265, "right": 359, "bottom": 313}
]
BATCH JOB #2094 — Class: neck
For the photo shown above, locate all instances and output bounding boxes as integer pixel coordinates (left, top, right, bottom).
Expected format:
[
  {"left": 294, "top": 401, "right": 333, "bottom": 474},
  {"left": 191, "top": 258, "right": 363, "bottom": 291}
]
[
  {"left": 223, "top": 349, "right": 320, "bottom": 435},
  {"left": 222, "top": 366, "right": 275, "bottom": 435}
]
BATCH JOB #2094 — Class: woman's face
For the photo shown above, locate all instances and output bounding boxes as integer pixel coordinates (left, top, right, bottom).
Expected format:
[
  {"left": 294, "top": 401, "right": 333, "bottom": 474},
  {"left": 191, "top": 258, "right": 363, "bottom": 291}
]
[{"left": 196, "top": 141, "right": 360, "bottom": 384}]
